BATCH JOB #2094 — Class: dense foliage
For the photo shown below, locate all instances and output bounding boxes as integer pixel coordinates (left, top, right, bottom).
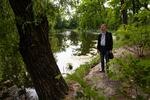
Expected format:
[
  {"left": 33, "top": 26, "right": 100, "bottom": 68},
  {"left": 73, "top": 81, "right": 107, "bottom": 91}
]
[
  {"left": 0, "top": 0, "right": 30, "bottom": 86},
  {"left": 0, "top": 0, "right": 150, "bottom": 98},
  {"left": 108, "top": 54, "right": 150, "bottom": 97},
  {"left": 115, "top": 9, "right": 150, "bottom": 56}
]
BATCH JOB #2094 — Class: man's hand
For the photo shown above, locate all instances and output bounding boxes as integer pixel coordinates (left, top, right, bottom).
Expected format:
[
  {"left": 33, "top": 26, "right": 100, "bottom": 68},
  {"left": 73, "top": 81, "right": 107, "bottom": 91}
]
[{"left": 97, "top": 49, "right": 100, "bottom": 53}]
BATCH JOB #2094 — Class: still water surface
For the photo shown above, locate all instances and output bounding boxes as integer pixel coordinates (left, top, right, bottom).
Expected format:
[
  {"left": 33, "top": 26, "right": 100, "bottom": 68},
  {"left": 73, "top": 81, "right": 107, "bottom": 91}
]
[{"left": 50, "top": 31, "right": 98, "bottom": 74}]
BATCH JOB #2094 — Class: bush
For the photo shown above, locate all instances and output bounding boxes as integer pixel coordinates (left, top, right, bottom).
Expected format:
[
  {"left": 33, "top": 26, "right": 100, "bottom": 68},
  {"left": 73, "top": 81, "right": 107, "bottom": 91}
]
[
  {"left": 115, "top": 24, "right": 150, "bottom": 56},
  {"left": 65, "top": 55, "right": 105, "bottom": 99},
  {"left": 108, "top": 54, "right": 150, "bottom": 95}
]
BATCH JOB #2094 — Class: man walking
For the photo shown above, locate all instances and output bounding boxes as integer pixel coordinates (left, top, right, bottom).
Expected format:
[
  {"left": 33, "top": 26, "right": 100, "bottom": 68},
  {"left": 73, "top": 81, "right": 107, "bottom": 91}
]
[{"left": 97, "top": 24, "right": 113, "bottom": 72}]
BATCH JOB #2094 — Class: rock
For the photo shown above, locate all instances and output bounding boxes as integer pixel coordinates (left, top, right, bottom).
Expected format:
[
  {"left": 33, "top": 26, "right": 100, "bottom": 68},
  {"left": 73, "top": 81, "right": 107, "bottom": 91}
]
[
  {"left": 25, "top": 88, "right": 38, "bottom": 100},
  {"left": 8, "top": 85, "right": 19, "bottom": 97},
  {"left": 0, "top": 80, "right": 27, "bottom": 100},
  {"left": 104, "top": 87, "right": 116, "bottom": 96}
]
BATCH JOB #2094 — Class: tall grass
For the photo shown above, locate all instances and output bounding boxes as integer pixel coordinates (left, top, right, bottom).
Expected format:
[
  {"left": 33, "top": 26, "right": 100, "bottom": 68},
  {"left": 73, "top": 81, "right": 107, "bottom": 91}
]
[{"left": 65, "top": 55, "right": 105, "bottom": 99}]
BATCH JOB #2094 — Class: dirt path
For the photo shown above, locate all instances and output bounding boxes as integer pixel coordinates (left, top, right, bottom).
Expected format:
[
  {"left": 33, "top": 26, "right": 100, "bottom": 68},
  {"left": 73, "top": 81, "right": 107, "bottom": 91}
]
[{"left": 65, "top": 48, "right": 134, "bottom": 100}]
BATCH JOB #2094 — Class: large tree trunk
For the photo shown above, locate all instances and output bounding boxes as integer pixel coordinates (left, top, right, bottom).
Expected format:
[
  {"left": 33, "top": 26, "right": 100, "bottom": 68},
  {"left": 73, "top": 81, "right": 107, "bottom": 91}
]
[
  {"left": 8, "top": 0, "right": 68, "bottom": 99},
  {"left": 120, "top": 0, "right": 128, "bottom": 24}
]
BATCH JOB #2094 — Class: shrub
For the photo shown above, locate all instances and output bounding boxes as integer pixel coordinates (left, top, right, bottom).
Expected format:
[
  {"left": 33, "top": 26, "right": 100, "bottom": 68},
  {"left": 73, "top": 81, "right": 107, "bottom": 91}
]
[
  {"left": 108, "top": 54, "right": 150, "bottom": 95},
  {"left": 116, "top": 24, "right": 150, "bottom": 57}
]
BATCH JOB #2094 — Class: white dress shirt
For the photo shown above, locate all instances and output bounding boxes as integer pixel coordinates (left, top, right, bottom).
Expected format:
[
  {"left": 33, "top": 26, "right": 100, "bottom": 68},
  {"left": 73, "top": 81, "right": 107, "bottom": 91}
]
[{"left": 101, "top": 32, "right": 106, "bottom": 46}]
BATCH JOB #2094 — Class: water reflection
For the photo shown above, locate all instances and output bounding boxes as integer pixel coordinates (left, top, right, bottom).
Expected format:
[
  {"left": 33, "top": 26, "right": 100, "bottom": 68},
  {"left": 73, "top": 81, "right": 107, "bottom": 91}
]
[
  {"left": 75, "top": 31, "right": 98, "bottom": 56},
  {"left": 68, "top": 31, "right": 79, "bottom": 46},
  {"left": 50, "top": 31, "right": 98, "bottom": 74},
  {"left": 49, "top": 33, "right": 66, "bottom": 53}
]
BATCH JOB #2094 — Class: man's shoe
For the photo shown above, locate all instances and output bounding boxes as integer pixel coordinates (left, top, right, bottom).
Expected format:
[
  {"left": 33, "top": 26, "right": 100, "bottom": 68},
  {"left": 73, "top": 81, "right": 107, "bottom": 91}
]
[{"left": 99, "top": 70, "right": 105, "bottom": 73}]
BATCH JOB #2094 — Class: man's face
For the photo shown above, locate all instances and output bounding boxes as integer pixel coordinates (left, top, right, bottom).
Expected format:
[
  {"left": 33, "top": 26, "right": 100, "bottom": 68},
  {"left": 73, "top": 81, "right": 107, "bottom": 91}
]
[{"left": 100, "top": 25, "right": 107, "bottom": 32}]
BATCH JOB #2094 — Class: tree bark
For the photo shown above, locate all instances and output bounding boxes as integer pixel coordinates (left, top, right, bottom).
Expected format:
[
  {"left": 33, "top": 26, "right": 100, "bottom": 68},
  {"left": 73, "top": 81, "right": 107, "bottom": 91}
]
[
  {"left": 8, "top": 0, "right": 68, "bottom": 99},
  {"left": 132, "top": 0, "right": 136, "bottom": 14},
  {"left": 120, "top": 0, "right": 128, "bottom": 24}
]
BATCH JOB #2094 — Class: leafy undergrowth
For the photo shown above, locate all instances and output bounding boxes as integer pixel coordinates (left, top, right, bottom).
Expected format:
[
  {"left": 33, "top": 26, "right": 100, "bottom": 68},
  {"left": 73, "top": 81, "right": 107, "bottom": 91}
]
[
  {"left": 108, "top": 53, "right": 150, "bottom": 99},
  {"left": 65, "top": 55, "right": 106, "bottom": 100},
  {"left": 65, "top": 48, "right": 150, "bottom": 100},
  {"left": 66, "top": 55, "right": 100, "bottom": 81}
]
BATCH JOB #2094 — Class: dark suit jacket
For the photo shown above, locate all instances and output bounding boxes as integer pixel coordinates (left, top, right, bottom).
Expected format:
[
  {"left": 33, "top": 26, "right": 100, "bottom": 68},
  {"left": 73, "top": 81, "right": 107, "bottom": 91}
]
[{"left": 97, "top": 31, "right": 113, "bottom": 51}]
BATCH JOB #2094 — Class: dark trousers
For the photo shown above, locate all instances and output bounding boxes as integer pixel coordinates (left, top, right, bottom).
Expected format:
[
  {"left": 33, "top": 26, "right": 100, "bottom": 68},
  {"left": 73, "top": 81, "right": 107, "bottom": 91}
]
[{"left": 100, "top": 46, "right": 109, "bottom": 71}]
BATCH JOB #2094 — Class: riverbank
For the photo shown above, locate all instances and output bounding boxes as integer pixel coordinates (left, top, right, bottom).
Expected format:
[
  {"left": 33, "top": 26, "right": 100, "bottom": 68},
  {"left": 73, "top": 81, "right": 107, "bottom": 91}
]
[
  {"left": 65, "top": 47, "right": 150, "bottom": 100},
  {"left": 65, "top": 55, "right": 100, "bottom": 82},
  {"left": 64, "top": 47, "right": 125, "bottom": 100}
]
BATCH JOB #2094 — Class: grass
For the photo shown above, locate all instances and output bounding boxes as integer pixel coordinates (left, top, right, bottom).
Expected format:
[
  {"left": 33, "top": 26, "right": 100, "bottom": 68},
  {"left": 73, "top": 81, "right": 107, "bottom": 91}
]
[
  {"left": 65, "top": 55, "right": 106, "bottom": 99},
  {"left": 65, "top": 55, "right": 100, "bottom": 82},
  {"left": 108, "top": 53, "right": 150, "bottom": 98}
]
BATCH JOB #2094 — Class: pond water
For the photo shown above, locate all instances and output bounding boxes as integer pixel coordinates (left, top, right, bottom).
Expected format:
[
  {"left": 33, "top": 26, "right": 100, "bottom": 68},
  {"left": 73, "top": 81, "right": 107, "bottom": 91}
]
[
  {"left": 50, "top": 31, "right": 98, "bottom": 75},
  {"left": 0, "top": 31, "right": 99, "bottom": 100}
]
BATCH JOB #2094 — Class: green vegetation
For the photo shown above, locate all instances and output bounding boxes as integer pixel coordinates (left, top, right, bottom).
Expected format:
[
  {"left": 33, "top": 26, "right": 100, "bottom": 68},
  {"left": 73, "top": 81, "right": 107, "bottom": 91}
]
[
  {"left": 0, "top": 0, "right": 150, "bottom": 99},
  {"left": 108, "top": 54, "right": 150, "bottom": 98},
  {"left": 65, "top": 55, "right": 105, "bottom": 99},
  {"left": 115, "top": 9, "right": 150, "bottom": 56},
  {"left": 0, "top": 0, "right": 29, "bottom": 86},
  {"left": 66, "top": 55, "right": 99, "bottom": 80}
]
